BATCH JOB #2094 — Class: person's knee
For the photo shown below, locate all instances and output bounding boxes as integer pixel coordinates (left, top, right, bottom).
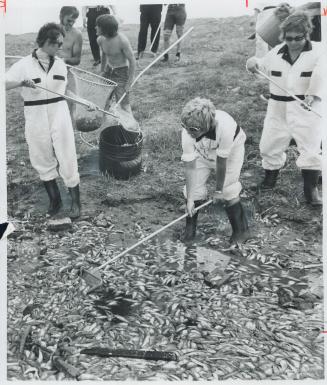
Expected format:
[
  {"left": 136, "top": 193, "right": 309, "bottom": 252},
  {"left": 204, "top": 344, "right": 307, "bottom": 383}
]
[
  {"left": 163, "top": 29, "right": 172, "bottom": 41},
  {"left": 176, "top": 25, "right": 184, "bottom": 37}
]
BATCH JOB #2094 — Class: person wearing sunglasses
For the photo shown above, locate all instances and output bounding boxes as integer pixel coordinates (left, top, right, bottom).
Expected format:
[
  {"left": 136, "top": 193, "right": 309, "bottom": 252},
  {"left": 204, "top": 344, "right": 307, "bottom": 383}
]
[
  {"left": 181, "top": 98, "right": 251, "bottom": 244},
  {"left": 246, "top": 12, "right": 323, "bottom": 206},
  {"left": 5, "top": 23, "right": 95, "bottom": 219}
]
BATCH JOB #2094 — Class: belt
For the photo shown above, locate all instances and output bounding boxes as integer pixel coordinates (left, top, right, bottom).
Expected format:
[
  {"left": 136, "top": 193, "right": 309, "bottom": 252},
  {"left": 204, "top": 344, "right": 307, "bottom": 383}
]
[
  {"left": 233, "top": 124, "right": 240, "bottom": 141},
  {"left": 24, "top": 97, "right": 64, "bottom": 106},
  {"left": 270, "top": 93, "right": 305, "bottom": 102},
  {"left": 89, "top": 6, "right": 109, "bottom": 11}
]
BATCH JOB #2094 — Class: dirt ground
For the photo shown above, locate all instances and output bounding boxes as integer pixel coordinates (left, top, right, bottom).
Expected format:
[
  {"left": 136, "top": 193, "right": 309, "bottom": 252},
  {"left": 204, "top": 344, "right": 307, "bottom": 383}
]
[{"left": 5, "top": 16, "right": 324, "bottom": 381}]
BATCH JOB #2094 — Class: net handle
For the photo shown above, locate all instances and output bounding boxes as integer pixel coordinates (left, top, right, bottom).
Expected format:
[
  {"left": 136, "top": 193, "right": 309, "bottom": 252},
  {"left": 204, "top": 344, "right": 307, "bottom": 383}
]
[
  {"left": 116, "top": 26, "right": 194, "bottom": 106},
  {"left": 148, "top": 4, "right": 168, "bottom": 52},
  {"left": 34, "top": 84, "right": 117, "bottom": 118}
]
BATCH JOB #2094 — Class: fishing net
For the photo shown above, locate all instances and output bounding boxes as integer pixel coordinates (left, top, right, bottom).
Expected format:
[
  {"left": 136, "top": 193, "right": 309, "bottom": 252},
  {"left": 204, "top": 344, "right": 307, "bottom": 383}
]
[{"left": 68, "top": 67, "right": 117, "bottom": 132}]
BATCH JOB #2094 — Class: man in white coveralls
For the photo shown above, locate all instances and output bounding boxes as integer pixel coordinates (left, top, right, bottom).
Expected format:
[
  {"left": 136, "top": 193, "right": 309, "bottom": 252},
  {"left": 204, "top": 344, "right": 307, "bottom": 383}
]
[
  {"left": 5, "top": 23, "right": 95, "bottom": 219},
  {"left": 246, "top": 12, "right": 323, "bottom": 206}
]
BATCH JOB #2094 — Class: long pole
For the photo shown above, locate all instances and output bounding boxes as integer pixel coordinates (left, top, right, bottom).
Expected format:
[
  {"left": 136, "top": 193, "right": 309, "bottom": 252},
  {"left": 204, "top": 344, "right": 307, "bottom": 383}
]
[
  {"left": 34, "top": 84, "right": 117, "bottom": 118},
  {"left": 256, "top": 69, "right": 322, "bottom": 118},
  {"left": 115, "top": 26, "right": 194, "bottom": 106},
  {"left": 148, "top": 4, "right": 168, "bottom": 53},
  {"left": 98, "top": 199, "right": 212, "bottom": 270}
]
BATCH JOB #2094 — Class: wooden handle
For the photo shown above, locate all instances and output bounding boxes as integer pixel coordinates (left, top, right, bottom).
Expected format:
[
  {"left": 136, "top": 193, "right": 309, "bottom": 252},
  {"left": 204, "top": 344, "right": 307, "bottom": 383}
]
[
  {"left": 256, "top": 69, "right": 322, "bottom": 118},
  {"left": 34, "top": 85, "right": 117, "bottom": 118},
  {"left": 80, "top": 347, "right": 178, "bottom": 361},
  {"left": 97, "top": 199, "right": 212, "bottom": 270},
  {"left": 116, "top": 27, "right": 194, "bottom": 106}
]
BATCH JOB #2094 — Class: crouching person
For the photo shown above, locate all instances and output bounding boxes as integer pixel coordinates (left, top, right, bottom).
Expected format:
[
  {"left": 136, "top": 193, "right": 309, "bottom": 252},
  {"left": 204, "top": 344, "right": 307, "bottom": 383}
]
[
  {"left": 181, "top": 97, "right": 251, "bottom": 244},
  {"left": 5, "top": 23, "right": 84, "bottom": 219}
]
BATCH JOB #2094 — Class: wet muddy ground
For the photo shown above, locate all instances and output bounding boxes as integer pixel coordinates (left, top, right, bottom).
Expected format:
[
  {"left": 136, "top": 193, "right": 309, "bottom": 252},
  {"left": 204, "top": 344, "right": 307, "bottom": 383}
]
[{"left": 6, "top": 17, "right": 324, "bottom": 381}]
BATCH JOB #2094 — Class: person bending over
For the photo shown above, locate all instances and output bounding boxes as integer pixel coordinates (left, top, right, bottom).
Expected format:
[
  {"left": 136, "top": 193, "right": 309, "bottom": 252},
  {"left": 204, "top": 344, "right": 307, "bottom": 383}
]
[{"left": 181, "top": 97, "right": 251, "bottom": 244}]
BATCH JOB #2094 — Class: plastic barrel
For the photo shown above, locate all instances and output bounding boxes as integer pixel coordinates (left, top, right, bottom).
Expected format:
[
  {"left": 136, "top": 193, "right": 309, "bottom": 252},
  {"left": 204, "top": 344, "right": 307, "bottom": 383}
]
[{"left": 99, "top": 125, "right": 143, "bottom": 180}]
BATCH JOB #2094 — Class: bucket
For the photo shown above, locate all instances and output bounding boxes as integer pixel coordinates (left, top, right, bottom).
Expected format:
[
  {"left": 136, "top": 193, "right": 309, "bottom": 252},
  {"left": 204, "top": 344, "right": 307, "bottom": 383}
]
[
  {"left": 99, "top": 125, "right": 143, "bottom": 180},
  {"left": 256, "top": 10, "right": 282, "bottom": 48},
  {"left": 256, "top": 3, "right": 322, "bottom": 47}
]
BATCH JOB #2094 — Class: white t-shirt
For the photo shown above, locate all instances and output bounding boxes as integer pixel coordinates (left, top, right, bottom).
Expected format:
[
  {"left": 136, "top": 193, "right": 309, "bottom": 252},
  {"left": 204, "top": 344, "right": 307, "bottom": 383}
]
[{"left": 181, "top": 110, "right": 241, "bottom": 162}]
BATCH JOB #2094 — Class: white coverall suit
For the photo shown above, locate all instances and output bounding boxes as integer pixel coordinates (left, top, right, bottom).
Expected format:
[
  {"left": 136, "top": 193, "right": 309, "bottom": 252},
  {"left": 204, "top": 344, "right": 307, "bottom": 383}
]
[
  {"left": 181, "top": 110, "right": 246, "bottom": 201},
  {"left": 6, "top": 51, "right": 80, "bottom": 187},
  {"left": 256, "top": 41, "right": 323, "bottom": 171}
]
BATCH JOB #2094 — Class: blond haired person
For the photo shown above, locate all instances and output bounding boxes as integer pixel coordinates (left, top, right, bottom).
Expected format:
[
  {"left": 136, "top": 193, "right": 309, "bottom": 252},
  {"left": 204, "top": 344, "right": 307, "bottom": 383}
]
[{"left": 181, "top": 98, "right": 251, "bottom": 244}]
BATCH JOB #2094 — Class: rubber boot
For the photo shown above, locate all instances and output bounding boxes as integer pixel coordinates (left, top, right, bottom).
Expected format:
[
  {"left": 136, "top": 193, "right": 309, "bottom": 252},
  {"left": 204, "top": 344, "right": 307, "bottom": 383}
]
[
  {"left": 260, "top": 169, "right": 279, "bottom": 190},
  {"left": 301, "top": 169, "right": 322, "bottom": 206},
  {"left": 183, "top": 200, "right": 205, "bottom": 241},
  {"left": 43, "top": 179, "right": 62, "bottom": 216},
  {"left": 68, "top": 184, "right": 81, "bottom": 219},
  {"left": 161, "top": 53, "right": 169, "bottom": 62},
  {"left": 225, "top": 201, "right": 251, "bottom": 244}
]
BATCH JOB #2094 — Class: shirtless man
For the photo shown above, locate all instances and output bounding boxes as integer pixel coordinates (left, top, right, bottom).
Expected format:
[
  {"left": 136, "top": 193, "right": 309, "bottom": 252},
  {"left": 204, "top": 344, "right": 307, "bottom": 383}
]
[
  {"left": 96, "top": 14, "right": 136, "bottom": 113},
  {"left": 59, "top": 6, "right": 83, "bottom": 66},
  {"left": 58, "top": 6, "right": 83, "bottom": 123}
]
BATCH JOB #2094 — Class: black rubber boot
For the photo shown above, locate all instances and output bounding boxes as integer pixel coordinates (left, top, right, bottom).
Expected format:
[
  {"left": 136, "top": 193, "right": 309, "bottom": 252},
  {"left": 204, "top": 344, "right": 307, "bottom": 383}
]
[
  {"left": 260, "top": 169, "right": 279, "bottom": 190},
  {"left": 68, "top": 184, "right": 81, "bottom": 219},
  {"left": 225, "top": 201, "right": 251, "bottom": 244},
  {"left": 183, "top": 200, "right": 205, "bottom": 241},
  {"left": 302, "top": 169, "right": 322, "bottom": 206},
  {"left": 161, "top": 53, "right": 169, "bottom": 62},
  {"left": 43, "top": 179, "right": 62, "bottom": 216}
]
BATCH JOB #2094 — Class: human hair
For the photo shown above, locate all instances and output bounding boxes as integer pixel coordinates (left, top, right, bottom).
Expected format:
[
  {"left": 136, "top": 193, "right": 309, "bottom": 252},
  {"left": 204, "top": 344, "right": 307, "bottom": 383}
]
[
  {"left": 36, "top": 23, "right": 65, "bottom": 48},
  {"left": 59, "top": 6, "right": 79, "bottom": 22},
  {"left": 279, "top": 11, "right": 313, "bottom": 40},
  {"left": 181, "top": 98, "right": 216, "bottom": 130},
  {"left": 96, "top": 14, "right": 118, "bottom": 38}
]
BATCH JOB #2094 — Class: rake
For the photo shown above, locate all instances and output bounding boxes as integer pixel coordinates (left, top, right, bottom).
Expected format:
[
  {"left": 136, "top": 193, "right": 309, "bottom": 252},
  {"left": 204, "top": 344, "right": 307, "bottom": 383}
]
[{"left": 81, "top": 199, "right": 212, "bottom": 293}]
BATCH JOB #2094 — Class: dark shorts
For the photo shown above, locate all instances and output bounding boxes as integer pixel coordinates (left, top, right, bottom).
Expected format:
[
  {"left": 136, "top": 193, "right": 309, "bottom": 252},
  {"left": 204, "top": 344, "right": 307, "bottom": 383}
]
[
  {"left": 104, "top": 65, "right": 129, "bottom": 106},
  {"left": 164, "top": 5, "right": 187, "bottom": 30}
]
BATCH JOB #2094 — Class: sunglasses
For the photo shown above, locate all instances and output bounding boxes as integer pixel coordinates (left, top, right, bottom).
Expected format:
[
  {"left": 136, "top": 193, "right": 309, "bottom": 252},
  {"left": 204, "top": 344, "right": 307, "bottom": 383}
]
[
  {"left": 284, "top": 35, "right": 305, "bottom": 42},
  {"left": 181, "top": 122, "right": 201, "bottom": 132}
]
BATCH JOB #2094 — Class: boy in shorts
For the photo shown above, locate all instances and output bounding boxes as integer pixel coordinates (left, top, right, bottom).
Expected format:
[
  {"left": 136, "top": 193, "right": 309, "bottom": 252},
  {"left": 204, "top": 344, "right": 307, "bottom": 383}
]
[
  {"left": 96, "top": 14, "right": 136, "bottom": 113},
  {"left": 162, "top": 4, "right": 187, "bottom": 62}
]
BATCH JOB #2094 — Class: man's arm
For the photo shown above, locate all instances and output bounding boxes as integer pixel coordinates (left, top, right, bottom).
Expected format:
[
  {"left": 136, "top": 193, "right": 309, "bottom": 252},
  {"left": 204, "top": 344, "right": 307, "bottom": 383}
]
[
  {"left": 215, "top": 156, "right": 226, "bottom": 191},
  {"left": 63, "top": 31, "right": 83, "bottom": 66},
  {"left": 6, "top": 79, "right": 35, "bottom": 90},
  {"left": 97, "top": 36, "right": 107, "bottom": 73},
  {"left": 185, "top": 159, "right": 197, "bottom": 216},
  {"left": 213, "top": 156, "right": 227, "bottom": 204},
  {"left": 121, "top": 35, "right": 136, "bottom": 90}
]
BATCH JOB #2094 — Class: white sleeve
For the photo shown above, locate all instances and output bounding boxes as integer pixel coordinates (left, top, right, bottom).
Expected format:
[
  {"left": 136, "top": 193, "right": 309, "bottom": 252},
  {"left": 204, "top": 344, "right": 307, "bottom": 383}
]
[
  {"left": 181, "top": 129, "right": 196, "bottom": 162},
  {"left": 216, "top": 114, "right": 236, "bottom": 158},
  {"left": 5, "top": 59, "right": 26, "bottom": 84},
  {"left": 306, "top": 53, "right": 325, "bottom": 100}
]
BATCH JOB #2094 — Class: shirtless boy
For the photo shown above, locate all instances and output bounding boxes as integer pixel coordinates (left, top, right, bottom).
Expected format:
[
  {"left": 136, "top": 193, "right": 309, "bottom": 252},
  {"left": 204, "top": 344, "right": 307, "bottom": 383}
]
[
  {"left": 58, "top": 6, "right": 83, "bottom": 122},
  {"left": 96, "top": 14, "right": 136, "bottom": 113}
]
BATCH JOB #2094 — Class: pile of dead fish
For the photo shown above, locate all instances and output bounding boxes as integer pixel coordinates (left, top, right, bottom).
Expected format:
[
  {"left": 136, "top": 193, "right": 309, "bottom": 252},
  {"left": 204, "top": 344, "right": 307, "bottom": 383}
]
[{"left": 7, "top": 214, "right": 324, "bottom": 380}]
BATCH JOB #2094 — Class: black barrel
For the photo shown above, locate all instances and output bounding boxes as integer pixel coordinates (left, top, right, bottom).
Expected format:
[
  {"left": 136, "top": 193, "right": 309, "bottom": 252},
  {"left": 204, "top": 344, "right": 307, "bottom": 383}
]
[{"left": 99, "top": 125, "right": 143, "bottom": 180}]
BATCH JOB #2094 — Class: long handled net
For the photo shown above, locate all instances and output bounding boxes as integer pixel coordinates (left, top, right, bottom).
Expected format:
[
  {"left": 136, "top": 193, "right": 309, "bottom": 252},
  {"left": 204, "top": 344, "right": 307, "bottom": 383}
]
[{"left": 68, "top": 67, "right": 117, "bottom": 132}]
